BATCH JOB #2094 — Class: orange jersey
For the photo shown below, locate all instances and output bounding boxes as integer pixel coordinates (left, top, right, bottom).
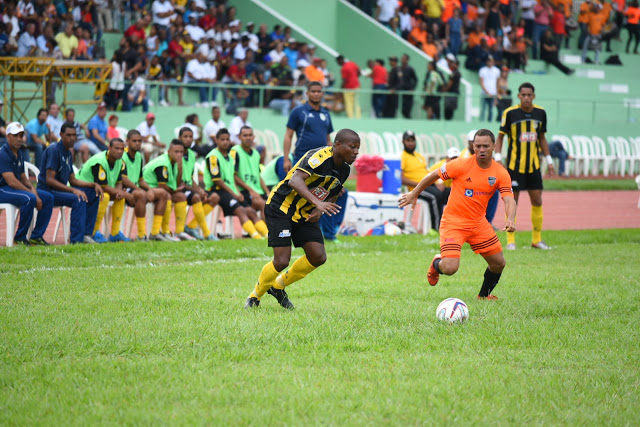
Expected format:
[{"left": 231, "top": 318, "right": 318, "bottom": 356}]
[
  {"left": 626, "top": 7, "right": 640, "bottom": 25},
  {"left": 553, "top": 0, "right": 572, "bottom": 17},
  {"left": 578, "top": 2, "right": 591, "bottom": 23},
  {"left": 466, "top": 4, "right": 478, "bottom": 21},
  {"left": 467, "top": 32, "right": 483, "bottom": 49},
  {"left": 437, "top": 156, "right": 513, "bottom": 227}
]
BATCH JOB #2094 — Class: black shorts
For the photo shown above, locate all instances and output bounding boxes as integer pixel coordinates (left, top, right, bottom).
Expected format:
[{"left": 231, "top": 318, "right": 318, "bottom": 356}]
[
  {"left": 209, "top": 189, "right": 242, "bottom": 216},
  {"left": 180, "top": 188, "right": 196, "bottom": 204},
  {"left": 265, "top": 204, "right": 324, "bottom": 248},
  {"left": 241, "top": 190, "right": 267, "bottom": 207},
  {"left": 508, "top": 168, "right": 544, "bottom": 191}
]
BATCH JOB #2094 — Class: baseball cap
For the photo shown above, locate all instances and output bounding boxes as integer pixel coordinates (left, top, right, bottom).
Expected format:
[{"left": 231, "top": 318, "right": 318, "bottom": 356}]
[
  {"left": 146, "top": 112, "right": 155, "bottom": 120},
  {"left": 98, "top": 101, "right": 107, "bottom": 109},
  {"left": 246, "top": 21, "right": 254, "bottom": 26},
  {"left": 402, "top": 130, "right": 416, "bottom": 140},
  {"left": 296, "top": 58, "right": 310, "bottom": 68},
  {"left": 446, "top": 53, "right": 457, "bottom": 62},
  {"left": 6, "top": 122, "right": 25, "bottom": 135},
  {"left": 447, "top": 147, "right": 461, "bottom": 158},
  {"left": 467, "top": 129, "right": 478, "bottom": 141},
  {"left": 229, "top": 19, "right": 240, "bottom": 27}
]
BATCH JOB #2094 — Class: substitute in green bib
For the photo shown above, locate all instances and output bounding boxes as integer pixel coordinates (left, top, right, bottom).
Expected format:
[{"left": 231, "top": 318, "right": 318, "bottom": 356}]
[
  {"left": 122, "top": 129, "right": 170, "bottom": 241},
  {"left": 77, "top": 138, "right": 134, "bottom": 242},
  {"left": 142, "top": 139, "right": 188, "bottom": 241},
  {"left": 177, "top": 127, "right": 220, "bottom": 241},
  {"left": 231, "top": 125, "right": 270, "bottom": 219},
  {"left": 203, "top": 128, "right": 267, "bottom": 239}
]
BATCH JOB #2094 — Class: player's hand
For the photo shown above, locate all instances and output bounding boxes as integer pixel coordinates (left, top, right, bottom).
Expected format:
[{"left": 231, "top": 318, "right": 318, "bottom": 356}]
[
  {"left": 547, "top": 163, "right": 555, "bottom": 176},
  {"left": 398, "top": 192, "right": 417, "bottom": 209},
  {"left": 177, "top": 184, "right": 185, "bottom": 191},
  {"left": 35, "top": 196, "right": 42, "bottom": 211},
  {"left": 307, "top": 209, "right": 322, "bottom": 223},
  {"left": 315, "top": 201, "right": 341, "bottom": 216},
  {"left": 503, "top": 220, "right": 516, "bottom": 233},
  {"left": 115, "top": 190, "right": 125, "bottom": 200},
  {"left": 73, "top": 188, "right": 88, "bottom": 202},
  {"left": 198, "top": 188, "right": 207, "bottom": 199},
  {"left": 283, "top": 157, "right": 292, "bottom": 173},
  {"left": 235, "top": 193, "right": 245, "bottom": 202},
  {"left": 94, "top": 184, "right": 104, "bottom": 199}
]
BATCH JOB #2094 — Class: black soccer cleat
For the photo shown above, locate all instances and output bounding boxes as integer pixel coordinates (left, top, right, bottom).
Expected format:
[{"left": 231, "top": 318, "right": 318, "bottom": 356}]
[
  {"left": 267, "top": 287, "right": 294, "bottom": 309},
  {"left": 244, "top": 297, "right": 260, "bottom": 309}
]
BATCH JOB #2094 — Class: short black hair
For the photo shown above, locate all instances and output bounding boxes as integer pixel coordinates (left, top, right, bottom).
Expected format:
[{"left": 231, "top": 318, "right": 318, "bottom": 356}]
[
  {"left": 185, "top": 114, "right": 197, "bottom": 124},
  {"left": 37, "top": 108, "right": 47, "bottom": 116},
  {"left": 334, "top": 128, "right": 359, "bottom": 145},
  {"left": 60, "top": 121, "right": 76, "bottom": 134},
  {"left": 109, "top": 137, "right": 124, "bottom": 147},
  {"left": 518, "top": 82, "right": 535, "bottom": 93},
  {"left": 127, "top": 129, "right": 141, "bottom": 139},
  {"left": 307, "top": 81, "right": 323, "bottom": 90},
  {"left": 239, "top": 125, "right": 253, "bottom": 134},
  {"left": 179, "top": 126, "right": 193, "bottom": 137},
  {"left": 170, "top": 139, "right": 185, "bottom": 148},
  {"left": 474, "top": 129, "right": 495, "bottom": 143},
  {"left": 216, "top": 128, "right": 230, "bottom": 138}
]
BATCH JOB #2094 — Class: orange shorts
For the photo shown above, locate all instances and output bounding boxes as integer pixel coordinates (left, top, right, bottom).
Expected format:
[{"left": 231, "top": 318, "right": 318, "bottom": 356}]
[{"left": 439, "top": 219, "right": 503, "bottom": 258}]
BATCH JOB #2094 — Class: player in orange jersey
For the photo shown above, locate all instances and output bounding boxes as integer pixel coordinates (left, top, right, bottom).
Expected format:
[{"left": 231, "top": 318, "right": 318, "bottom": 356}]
[{"left": 399, "top": 129, "right": 517, "bottom": 300}]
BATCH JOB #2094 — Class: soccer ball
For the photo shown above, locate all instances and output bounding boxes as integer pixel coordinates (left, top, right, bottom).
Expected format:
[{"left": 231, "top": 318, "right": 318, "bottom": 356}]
[{"left": 436, "top": 298, "right": 469, "bottom": 324}]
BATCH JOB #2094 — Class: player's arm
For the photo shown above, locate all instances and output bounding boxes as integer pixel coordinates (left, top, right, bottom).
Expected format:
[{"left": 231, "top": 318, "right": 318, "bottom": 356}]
[
  {"left": 495, "top": 133, "right": 505, "bottom": 164},
  {"left": 502, "top": 196, "right": 517, "bottom": 232},
  {"left": 69, "top": 171, "right": 103, "bottom": 198},
  {"left": 538, "top": 132, "right": 555, "bottom": 175},
  {"left": 398, "top": 169, "right": 440, "bottom": 208},
  {"left": 401, "top": 170, "right": 420, "bottom": 189},
  {"left": 282, "top": 127, "right": 295, "bottom": 172},
  {"left": 260, "top": 177, "right": 270, "bottom": 198},
  {"left": 137, "top": 176, "right": 151, "bottom": 191},
  {"left": 289, "top": 170, "right": 341, "bottom": 216}
]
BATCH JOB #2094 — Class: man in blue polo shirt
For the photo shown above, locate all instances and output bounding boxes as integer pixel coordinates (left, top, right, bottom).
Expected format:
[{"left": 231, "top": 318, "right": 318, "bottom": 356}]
[
  {"left": 86, "top": 102, "right": 109, "bottom": 152},
  {"left": 22, "top": 108, "right": 54, "bottom": 169},
  {"left": 37, "top": 121, "right": 104, "bottom": 244},
  {"left": 0, "top": 122, "right": 54, "bottom": 245},
  {"left": 281, "top": 81, "right": 346, "bottom": 242}
]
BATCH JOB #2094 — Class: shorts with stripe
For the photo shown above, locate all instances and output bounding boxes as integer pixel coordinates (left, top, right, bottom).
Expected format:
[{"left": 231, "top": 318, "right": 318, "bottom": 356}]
[
  {"left": 508, "top": 168, "right": 543, "bottom": 191},
  {"left": 439, "top": 218, "right": 502, "bottom": 258},
  {"left": 208, "top": 189, "right": 241, "bottom": 216}
]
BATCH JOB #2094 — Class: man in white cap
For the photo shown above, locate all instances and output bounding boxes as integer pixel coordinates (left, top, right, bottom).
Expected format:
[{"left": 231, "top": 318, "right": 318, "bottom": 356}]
[
  {"left": 136, "top": 112, "right": 166, "bottom": 163},
  {"left": 0, "top": 122, "right": 54, "bottom": 245}
]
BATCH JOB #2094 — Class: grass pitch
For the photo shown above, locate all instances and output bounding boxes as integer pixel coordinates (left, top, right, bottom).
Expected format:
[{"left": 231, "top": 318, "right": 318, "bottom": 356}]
[{"left": 1, "top": 229, "right": 639, "bottom": 425}]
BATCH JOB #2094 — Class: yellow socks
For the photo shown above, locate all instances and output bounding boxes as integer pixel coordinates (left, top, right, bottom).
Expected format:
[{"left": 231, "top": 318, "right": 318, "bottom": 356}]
[
  {"left": 161, "top": 200, "right": 172, "bottom": 234},
  {"left": 242, "top": 220, "right": 262, "bottom": 239},
  {"left": 93, "top": 193, "right": 110, "bottom": 235},
  {"left": 250, "top": 261, "right": 280, "bottom": 299},
  {"left": 110, "top": 198, "right": 125, "bottom": 236},
  {"left": 136, "top": 216, "right": 146, "bottom": 238},
  {"left": 189, "top": 202, "right": 211, "bottom": 237},
  {"left": 531, "top": 205, "right": 543, "bottom": 244},
  {"left": 151, "top": 215, "right": 163, "bottom": 235},
  {"left": 174, "top": 201, "right": 187, "bottom": 234},
  {"left": 273, "top": 255, "right": 316, "bottom": 289},
  {"left": 254, "top": 220, "right": 269, "bottom": 237}
]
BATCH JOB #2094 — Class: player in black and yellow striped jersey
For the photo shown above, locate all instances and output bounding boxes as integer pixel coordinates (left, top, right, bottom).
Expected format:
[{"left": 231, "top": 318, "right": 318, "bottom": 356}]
[
  {"left": 496, "top": 82, "right": 555, "bottom": 250},
  {"left": 245, "top": 129, "right": 361, "bottom": 310}
]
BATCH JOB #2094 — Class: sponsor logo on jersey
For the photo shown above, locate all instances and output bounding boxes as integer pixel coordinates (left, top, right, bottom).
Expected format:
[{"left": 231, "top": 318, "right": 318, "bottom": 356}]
[
  {"left": 279, "top": 229, "right": 291, "bottom": 238},
  {"left": 212, "top": 165, "right": 219, "bottom": 175},
  {"left": 309, "top": 157, "right": 321, "bottom": 167},
  {"left": 311, "top": 186, "right": 329, "bottom": 200},
  {"left": 320, "top": 113, "right": 326, "bottom": 121},
  {"left": 98, "top": 166, "right": 106, "bottom": 181},
  {"left": 488, "top": 176, "right": 496, "bottom": 186},
  {"left": 464, "top": 189, "right": 473, "bottom": 197},
  {"left": 519, "top": 132, "right": 537, "bottom": 142}
]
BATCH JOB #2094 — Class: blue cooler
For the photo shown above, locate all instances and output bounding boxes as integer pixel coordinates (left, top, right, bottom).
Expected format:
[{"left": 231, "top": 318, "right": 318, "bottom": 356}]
[{"left": 381, "top": 157, "right": 402, "bottom": 194}]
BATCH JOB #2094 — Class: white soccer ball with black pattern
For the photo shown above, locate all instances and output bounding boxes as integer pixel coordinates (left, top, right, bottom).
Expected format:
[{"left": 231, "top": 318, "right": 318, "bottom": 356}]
[{"left": 436, "top": 298, "right": 469, "bottom": 324}]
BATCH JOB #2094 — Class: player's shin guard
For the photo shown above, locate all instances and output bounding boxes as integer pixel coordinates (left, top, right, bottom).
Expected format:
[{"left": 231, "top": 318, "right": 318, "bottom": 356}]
[
  {"left": 110, "top": 199, "right": 125, "bottom": 236},
  {"left": 531, "top": 205, "right": 543, "bottom": 244},
  {"left": 161, "top": 200, "right": 172, "bottom": 234},
  {"left": 93, "top": 193, "right": 111, "bottom": 235},
  {"left": 136, "top": 216, "right": 146, "bottom": 238},
  {"left": 274, "top": 255, "right": 316, "bottom": 289},
  {"left": 479, "top": 267, "right": 502, "bottom": 297},
  {"left": 242, "top": 220, "right": 262, "bottom": 239},
  {"left": 506, "top": 215, "right": 517, "bottom": 245},
  {"left": 254, "top": 220, "right": 268, "bottom": 237},
  {"left": 190, "top": 202, "right": 211, "bottom": 237},
  {"left": 151, "top": 215, "right": 163, "bottom": 235},
  {"left": 250, "top": 261, "right": 280, "bottom": 299},
  {"left": 174, "top": 201, "right": 187, "bottom": 233}
]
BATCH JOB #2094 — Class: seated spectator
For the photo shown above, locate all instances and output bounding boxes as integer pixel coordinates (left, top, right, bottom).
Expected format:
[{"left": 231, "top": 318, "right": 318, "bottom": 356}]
[
  {"left": 228, "top": 109, "right": 251, "bottom": 145},
  {"left": 87, "top": 102, "right": 109, "bottom": 152},
  {"left": 38, "top": 121, "right": 103, "bottom": 244},
  {"left": 184, "top": 52, "right": 218, "bottom": 107},
  {"left": 268, "top": 75, "right": 299, "bottom": 116},
  {"left": 0, "top": 23, "right": 14, "bottom": 56},
  {"left": 180, "top": 114, "right": 203, "bottom": 145},
  {"left": 146, "top": 55, "right": 166, "bottom": 106},
  {"left": 125, "top": 16, "right": 148, "bottom": 42},
  {"left": 422, "top": 33, "right": 439, "bottom": 57},
  {"left": 124, "top": 73, "right": 149, "bottom": 112},
  {"left": 151, "top": 0, "right": 174, "bottom": 31},
  {"left": 75, "top": 27, "right": 91, "bottom": 60},
  {"left": 548, "top": 140, "right": 573, "bottom": 176},
  {"left": 541, "top": 29, "right": 574, "bottom": 75},
  {"left": 46, "top": 103, "right": 64, "bottom": 140},
  {"left": 55, "top": 21, "right": 79, "bottom": 59},
  {"left": 65, "top": 108, "right": 99, "bottom": 163},
  {"left": 185, "top": 14, "right": 206, "bottom": 42},
  {"left": 22, "top": 108, "right": 54, "bottom": 168},
  {"left": 423, "top": 61, "right": 445, "bottom": 119},
  {"left": 161, "top": 51, "right": 186, "bottom": 106},
  {"left": 136, "top": 113, "right": 167, "bottom": 163},
  {"left": 202, "top": 104, "right": 226, "bottom": 152},
  {"left": 408, "top": 19, "right": 428, "bottom": 48},
  {"left": 107, "top": 115, "right": 121, "bottom": 140},
  {"left": 267, "top": 41, "right": 286, "bottom": 64},
  {"left": 16, "top": 22, "right": 37, "bottom": 57},
  {"left": 37, "top": 24, "right": 55, "bottom": 56},
  {"left": 465, "top": 38, "right": 490, "bottom": 71},
  {"left": 0, "top": 122, "right": 54, "bottom": 245}
]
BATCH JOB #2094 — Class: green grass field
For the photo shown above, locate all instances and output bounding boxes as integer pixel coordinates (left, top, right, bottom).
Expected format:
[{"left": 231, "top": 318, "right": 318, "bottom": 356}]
[{"left": 1, "top": 229, "right": 639, "bottom": 424}]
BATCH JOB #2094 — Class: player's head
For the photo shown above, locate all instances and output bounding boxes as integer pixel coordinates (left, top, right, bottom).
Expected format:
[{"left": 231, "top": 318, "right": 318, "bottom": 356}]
[
  {"left": 518, "top": 82, "right": 535, "bottom": 109},
  {"left": 179, "top": 126, "right": 194, "bottom": 148},
  {"left": 5, "top": 122, "right": 25, "bottom": 149},
  {"left": 307, "top": 81, "right": 323, "bottom": 104},
  {"left": 108, "top": 137, "right": 125, "bottom": 160},
  {"left": 239, "top": 126, "right": 254, "bottom": 148},
  {"left": 472, "top": 129, "right": 495, "bottom": 162},
  {"left": 126, "top": 129, "right": 142, "bottom": 153},
  {"left": 402, "top": 130, "right": 417, "bottom": 154},
  {"left": 216, "top": 128, "right": 231, "bottom": 151},
  {"left": 168, "top": 139, "right": 185, "bottom": 163},
  {"left": 333, "top": 129, "right": 360, "bottom": 165},
  {"left": 60, "top": 121, "right": 77, "bottom": 149}
]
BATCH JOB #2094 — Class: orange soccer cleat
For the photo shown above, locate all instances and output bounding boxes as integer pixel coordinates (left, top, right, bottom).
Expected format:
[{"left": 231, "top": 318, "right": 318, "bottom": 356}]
[{"left": 427, "top": 254, "right": 442, "bottom": 286}]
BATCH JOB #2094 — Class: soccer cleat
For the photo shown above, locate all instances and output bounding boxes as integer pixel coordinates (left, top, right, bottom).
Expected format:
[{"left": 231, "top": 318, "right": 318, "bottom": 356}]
[
  {"left": 267, "top": 286, "right": 294, "bottom": 309},
  {"left": 184, "top": 226, "right": 203, "bottom": 240},
  {"left": 506, "top": 243, "right": 516, "bottom": 250},
  {"left": 205, "top": 233, "right": 219, "bottom": 241},
  {"left": 28, "top": 237, "right": 51, "bottom": 246},
  {"left": 176, "top": 232, "right": 195, "bottom": 241},
  {"left": 135, "top": 235, "right": 150, "bottom": 242},
  {"left": 14, "top": 239, "right": 31, "bottom": 246},
  {"left": 244, "top": 296, "right": 260, "bottom": 308},
  {"left": 162, "top": 233, "right": 181, "bottom": 242},
  {"left": 83, "top": 235, "right": 97, "bottom": 244},
  {"left": 531, "top": 241, "right": 552, "bottom": 250},
  {"left": 427, "top": 254, "right": 442, "bottom": 286},
  {"left": 108, "top": 232, "right": 131, "bottom": 242},
  {"left": 477, "top": 295, "right": 499, "bottom": 301},
  {"left": 149, "top": 233, "right": 168, "bottom": 241},
  {"left": 92, "top": 231, "right": 108, "bottom": 243}
]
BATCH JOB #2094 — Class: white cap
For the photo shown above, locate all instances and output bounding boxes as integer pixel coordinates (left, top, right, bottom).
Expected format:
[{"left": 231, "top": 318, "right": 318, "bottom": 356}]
[
  {"left": 296, "top": 58, "right": 310, "bottom": 68},
  {"left": 446, "top": 53, "right": 457, "bottom": 62},
  {"left": 467, "top": 129, "right": 478, "bottom": 141},
  {"left": 229, "top": 19, "right": 240, "bottom": 27},
  {"left": 6, "top": 122, "right": 25, "bottom": 135},
  {"left": 447, "top": 147, "right": 461, "bottom": 158}
]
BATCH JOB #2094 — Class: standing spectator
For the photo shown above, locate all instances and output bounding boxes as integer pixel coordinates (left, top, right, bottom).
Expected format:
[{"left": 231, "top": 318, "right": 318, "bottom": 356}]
[
  {"left": 46, "top": 103, "right": 64, "bottom": 140},
  {"left": 541, "top": 29, "right": 575, "bottom": 74},
  {"left": 370, "top": 58, "right": 388, "bottom": 118},
  {"left": 56, "top": 22, "right": 79, "bottom": 59},
  {"left": 0, "top": 122, "right": 54, "bottom": 246},
  {"left": 106, "top": 50, "right": 126, "bottom": 110},
  {"left": 447, "top": 8, "right": 464, "bottom": 55},
  {"left": 399, "top": 54, "right": 418, "bottom": 119},
  {"left": 202, "top": 104, "right": 226, "bottom": 151},
  {"left": 520, "top": 0, "right": 537, "bottom": 40},
  {"left": 626, "top": 0, "right": 640, "bottom": 54},
  {"left": 376, "top": 0, "right": 399, "bottom": 26},
  {"left": 336, "top": 55, "right": 361, "bottom": 119},
  {"left": 136, "top": 113, "right": 166, "bottom": 163},
  {"left": 38, "top": 122, "right": 103, "bottom": 244},
  {"left": 87, "top": 102, "right": 109, "bottom": 152},
  {"left": 423, "top": 60, "right": 445, "bottom": 119},
  {"left": 551, "top": 4, "right": 567, "bottom": 52},
  {"left": 533, "top": 0, "right": 554, "bottom": 59},
  {"left": 577, "top": 0, "right": 592, "bottom": 49},
  {"left": 424, "top": 0, "right": 445, "bottom": 28},
  {"left": 17, "top": 22, "right": 37, "bottom": 57},
  {"left": 268, "top": 74, "right": 299, "bottom": 117},
  {"left": 496, "top": 67, "right": 512, "bottom": 120},
  {"left": 228, "top": 109, "right": 252, "bottom": 145},
  {"left": 443, "top": 54, "right": 461, "bottom": 120},
  {"left": 582, "top": 2, "right": 605, "bottom": 64},
  {"left": 383, "top": 56, "right": 400, "bottom": 117},
  {"left": 478, "top": 55, "right": 501, "bottom": 121},
  {"left": 152, "top": 0, "right": 174, "bottom": 31},
  {"left": 399, "top": 5, "right": 413, "bottom": 39},
  {"left": 23, "top": 108, "right": 54, "bottom": 168}
]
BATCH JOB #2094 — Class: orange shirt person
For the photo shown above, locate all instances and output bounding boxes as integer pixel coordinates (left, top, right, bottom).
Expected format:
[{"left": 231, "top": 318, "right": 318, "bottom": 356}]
[{"left": 399, "top": 129, "right": 516, "bottom": 300}]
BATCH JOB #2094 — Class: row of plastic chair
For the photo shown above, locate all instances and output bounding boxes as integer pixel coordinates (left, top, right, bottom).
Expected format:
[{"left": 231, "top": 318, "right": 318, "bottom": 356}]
[{"left": 551, "top": 135, "right": 640, "bottom": 176}]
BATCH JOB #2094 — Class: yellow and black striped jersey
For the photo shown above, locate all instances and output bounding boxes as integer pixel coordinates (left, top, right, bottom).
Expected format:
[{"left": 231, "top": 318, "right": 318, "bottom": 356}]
[
  {"left": 499, "top": 104, "right": 547, "bottom": 174},
  {"left": 267, "top": 147, "right": 350, "bottom": 223}
]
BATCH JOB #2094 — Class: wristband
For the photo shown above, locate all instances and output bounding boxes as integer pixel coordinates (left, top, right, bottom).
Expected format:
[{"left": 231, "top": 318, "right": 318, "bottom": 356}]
[
  {"left": 546, "top": 155, "right": 553, "bottom": 165},
  {"left": 494, "top": 152, "right": 502, "bottom": 162}
]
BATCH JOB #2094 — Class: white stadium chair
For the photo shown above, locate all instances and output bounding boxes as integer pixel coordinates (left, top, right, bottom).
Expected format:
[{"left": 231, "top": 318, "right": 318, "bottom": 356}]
[
  {"left": 0, "top": 203, "right": 18, "bottom": 247},
  {"left": 263, "top": 129, "right": 283, "bottom": 161}
]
